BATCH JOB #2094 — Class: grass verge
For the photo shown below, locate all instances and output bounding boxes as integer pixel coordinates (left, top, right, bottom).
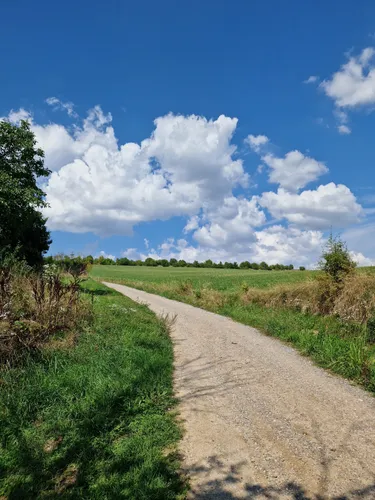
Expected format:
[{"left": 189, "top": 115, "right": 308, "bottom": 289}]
[
  {"left": 0, "top": 280, "right": 185, "bottom": 499},
  {"left": 96, "top": 277, "right": 375, "bottom": 395}
]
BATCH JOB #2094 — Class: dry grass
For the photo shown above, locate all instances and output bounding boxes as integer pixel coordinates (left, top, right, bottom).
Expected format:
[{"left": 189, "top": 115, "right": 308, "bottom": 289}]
[
  {"left": 242, "top": 273, "right": 375, "bottom": 324},
  {"left": 0, "top": 265, "right": 91, "bottom": 365}
]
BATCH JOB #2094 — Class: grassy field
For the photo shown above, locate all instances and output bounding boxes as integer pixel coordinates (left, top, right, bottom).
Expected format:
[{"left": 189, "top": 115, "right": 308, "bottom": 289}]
[
  {"left": 92, "top": 266, "right": 375, "bottom": 394},
  {"left": 91, "top": 265, "right": 314, "bottom": 292},
  {"left": 0, "top": 280, "right": 185, "bottom": 499}
]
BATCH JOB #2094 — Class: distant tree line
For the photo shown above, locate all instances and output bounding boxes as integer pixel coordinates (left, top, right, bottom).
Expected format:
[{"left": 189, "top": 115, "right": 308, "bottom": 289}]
[{"left": 44, "top": 254, "right": 301, "bottom": 271}]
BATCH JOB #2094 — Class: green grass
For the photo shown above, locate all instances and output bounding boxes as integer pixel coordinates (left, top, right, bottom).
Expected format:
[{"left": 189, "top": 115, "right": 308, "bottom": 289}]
[
  {"left": 92, "top": 266, "right": 375, "bottom": 394},
  {"left": 0, "top": 280, "right": 186, "bottom": 499},
  {"left": 91, "top": 265, "right": 314, "bottom": 292}
]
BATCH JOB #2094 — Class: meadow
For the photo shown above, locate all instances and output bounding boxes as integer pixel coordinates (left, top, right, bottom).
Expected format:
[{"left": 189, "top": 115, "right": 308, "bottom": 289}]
[
  {"left": 92, "top": 265, "right": 375, "bottom": 395},
  {"left": 91, "top": 265, "right": 314, "bottom": 292},
  {"left": 0, "top": 281, "right": 185, "bottom": 499}
]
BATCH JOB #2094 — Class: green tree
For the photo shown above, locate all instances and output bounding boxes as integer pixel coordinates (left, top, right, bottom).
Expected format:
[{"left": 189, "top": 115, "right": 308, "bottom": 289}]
[
  {"left": 0, "top": 120, "right": 51, "bottom": 266},
  {"left": 144, "top": 257, "right": 157, "bottom": 267},
  {"left": 319, "top": 233, "right": 356, "bottom": 283}
]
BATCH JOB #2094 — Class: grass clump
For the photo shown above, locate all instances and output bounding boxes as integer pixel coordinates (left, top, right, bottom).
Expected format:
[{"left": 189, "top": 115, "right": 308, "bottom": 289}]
[
  {"left": 0, "top": 260, "right": 90, "bottom": 365},
  {"left": 0, "top": 281, "right": 185, "bottom": 499}
]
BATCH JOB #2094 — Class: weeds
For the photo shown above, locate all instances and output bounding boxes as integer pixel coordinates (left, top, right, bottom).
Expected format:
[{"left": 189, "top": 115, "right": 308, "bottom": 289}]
[
  {"left": 241, "top": 273, "right": 375, "bottom": 324},
  {"left": 0, "top": 262, "right": 91, "bottom": 365}
]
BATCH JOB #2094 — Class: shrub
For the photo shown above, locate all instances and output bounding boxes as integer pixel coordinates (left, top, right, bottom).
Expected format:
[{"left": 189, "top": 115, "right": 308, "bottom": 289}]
[
  {"left": 319, "top": 234, "right": 356, "bottom": 283},
  {"left": 0, "top": 262, "right": 91, "bottom": 365},
  {"left": 299, "top": 266, "right": 306, "bottom": 271}
]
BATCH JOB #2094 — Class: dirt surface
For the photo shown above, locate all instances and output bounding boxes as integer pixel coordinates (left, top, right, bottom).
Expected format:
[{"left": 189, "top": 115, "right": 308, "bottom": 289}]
[{"left": 103, "top": 282, "right": 375, "bottom": 499}]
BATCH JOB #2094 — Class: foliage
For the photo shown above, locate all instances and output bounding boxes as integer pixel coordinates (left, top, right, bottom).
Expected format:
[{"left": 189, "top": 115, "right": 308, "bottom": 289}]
[
  {"left": 0, "top": 281, "right": 185, "bottom": 499},
  {"left": 0, "top": 120, "right": 51, "bottom": 266},
  {"left": 319, "top": 233, "right": 356, "bottom": 283},
  {"left": 299, "top": 266, "right": 306, "bottom": 271},
  {"left": 0, "top": 261, "right": 90, "bottom": 365},
  {"left": 47, "top": 254, "right": 296, "bottom": 271},
  {"left": 367, "top": 316, "right": 375, "bottom": 344}
]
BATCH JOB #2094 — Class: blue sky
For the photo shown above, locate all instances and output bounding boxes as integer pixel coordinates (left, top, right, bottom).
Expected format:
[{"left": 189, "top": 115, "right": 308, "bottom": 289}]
[{"left": 2, "top": 0, "right": 375, "bottom": 266}]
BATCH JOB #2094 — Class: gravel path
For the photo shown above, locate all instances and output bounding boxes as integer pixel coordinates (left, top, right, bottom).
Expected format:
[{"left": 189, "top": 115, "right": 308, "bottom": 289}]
[{"left": 103, "top": 282, "right": 375, "bottom": 499}]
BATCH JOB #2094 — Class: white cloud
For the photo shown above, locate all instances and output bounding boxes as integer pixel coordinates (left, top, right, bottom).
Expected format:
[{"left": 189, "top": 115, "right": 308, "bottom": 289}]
[
  {"left": 184, "top": 215, "right": 200, "bottom": 233},
  {"left": 251, "top": 226, "right": 324, "bottom": 266},
  {"left": 245, "top": 134, "right": 269, "bottom": 153},
  {"left": 259, "top": 183, "right": 363, "bottom": 230},
  {"left": 338, "top": 124, "right": 351, "bottom": 135},
  {"left": 321, "top": 47, "right": 375, "bottom": 108},
  {"left": 97, "top": 250, "right": 116, "bottom": 261},
  {"left": 121, "top": 248, "right": 145, "bottom": 261},
  {"left": 349, "top": 251, "right": 375, "bottom": 267},
  {"left": 261, "top": 150, "right": 328, "bottom": 192},
  {"left": 46, "top": 97, "right": 77, "bottom": 117},
  {"left": 304, "top": 75, "right": 319, "bottom": 84},
  {"left": 130, "top": 226, "right": 325, "bottom": 268},
  {"left": 7, "top": 108, "right": 31, "bottom": 123},
  {"left": 14, "top": 108, "right": 248, "bottom": 236},
  {"left": 144, "top": 238, "right": 150, "bottom": 249},
  {"left": 192, "top": 196, "right": 265, "bottom": 249}
]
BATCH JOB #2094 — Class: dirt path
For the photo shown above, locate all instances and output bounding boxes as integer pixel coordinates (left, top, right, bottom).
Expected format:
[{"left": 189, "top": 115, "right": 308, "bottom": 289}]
[{"left": 103, "top": 282, "right": 375, "bottom": 499}]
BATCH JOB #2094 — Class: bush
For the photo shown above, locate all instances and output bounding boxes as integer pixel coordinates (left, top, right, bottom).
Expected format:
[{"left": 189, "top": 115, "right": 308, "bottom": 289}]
[
  {"left": 299, "top": 266, "right": 306, "bottom": 271},
  {"left": 319, "top": 234, "right": 356, "bottom": 283},
  {"left": 0, "top": 262, "right": 91, "bottom": 365}
]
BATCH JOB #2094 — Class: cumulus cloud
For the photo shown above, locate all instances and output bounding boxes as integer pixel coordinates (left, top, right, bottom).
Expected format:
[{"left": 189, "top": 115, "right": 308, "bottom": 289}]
[
  {"left": 338, "top": 124, "right": 351, "bottom": 135},
  {"left": 192, "top": 196, "right": 265, "bottom": 249},
  {"left": 259, "top": 183, "right": 363, "bottom": 229},
  {"left": 304, "top": 75, "right": 319, "bottom": 84},
  {"left": 349, "top": 251, "right": 375, "bottom": 267},
  {"left": 245, "top": 134, "right": 269, "bottom": 153},
  {"left": 97, "top": 250, "right": 116, "bottom": 261},
  {"left": 321, "top": 47, "right": 375, "bottom": 108},
  {"left": 127, "top": 225, "right": 325, "bottom": 268},
  {"left": 46, "top": 97, "right": 77, "bottom": 117},
  {"left": 8, "top": 108, "right": 248, "bottom": 235},
  {"left": 261, "top": 150, "right": 328, "bottom": 192}
]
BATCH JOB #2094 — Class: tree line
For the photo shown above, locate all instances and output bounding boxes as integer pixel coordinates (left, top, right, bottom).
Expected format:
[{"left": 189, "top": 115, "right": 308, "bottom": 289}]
[{"left": 45, "top": 254, "right": 301, "bottom": 271}]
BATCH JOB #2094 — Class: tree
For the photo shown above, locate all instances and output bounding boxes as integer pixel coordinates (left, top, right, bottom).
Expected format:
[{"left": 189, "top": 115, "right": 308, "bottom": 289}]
[
  {"left": 299, "top": 266, "right": 306, "bottom": 271},
  {"left": 0, "top": 120, "right": 51, "bottom": 266},
  {"left": 169, "top": 258, "right": 178, "bottom": 267},
  {"left": 259, "top": 261, "right": 269, "bottom": 270},
  {"left": 319, "top": 233, "right": 356, "bottom": 283},
  {"left": 144, "top": 257, "right": 157, "bottom": 267},
  {"left": 157, "top": 259, "right": 169, "bottom": 267},
  {"left": 240, "top": 261, "right": 251, "bottom": 269}
]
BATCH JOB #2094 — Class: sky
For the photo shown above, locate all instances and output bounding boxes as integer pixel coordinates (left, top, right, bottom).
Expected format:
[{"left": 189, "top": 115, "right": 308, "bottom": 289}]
[{"left": 2, "top": 0, "right": 375, "bottom": 267}]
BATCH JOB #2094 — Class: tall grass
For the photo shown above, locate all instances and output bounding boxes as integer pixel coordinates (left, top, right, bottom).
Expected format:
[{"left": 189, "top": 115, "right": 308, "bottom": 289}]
[
  {"left": 0, "top": 281, "right": 185, "bottom": 499},
  {"left": 0, "top": 263, "right": 90, "bottom": 365}
]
